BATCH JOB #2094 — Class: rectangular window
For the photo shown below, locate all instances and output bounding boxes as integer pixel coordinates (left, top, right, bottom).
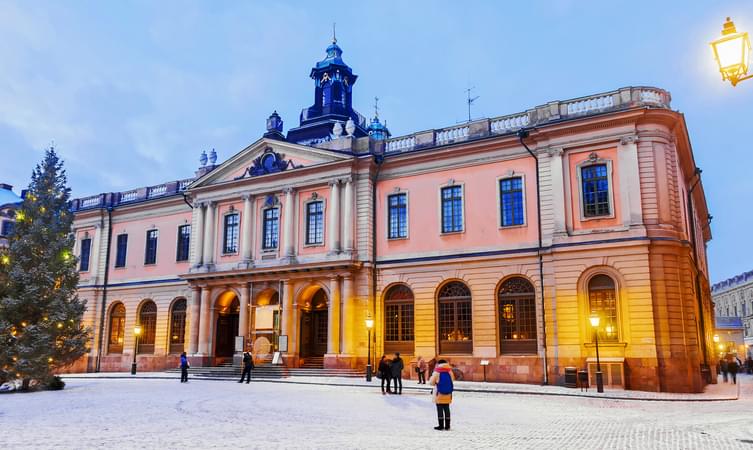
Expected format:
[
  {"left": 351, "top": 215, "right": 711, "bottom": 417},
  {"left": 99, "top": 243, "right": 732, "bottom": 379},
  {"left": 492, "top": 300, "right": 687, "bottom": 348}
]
[
  {"left": 79, "top": 238, "right": 92, "bottom": 272},
  {"left": 0, "top": 220, "right": 14, "bottom": 237},
  {"left": 144, "top": 229, "right": 158, "bottom": 265},
  {"left": 223, "top": 213, "right": 239, "bottom": 254},
  {"left": 115, "top": 234, "right": 128, "bottom": 268},
  {"left": 176, "top": 225, "right": 191, "bottom": 261},
  {"left": 441, "top": 186, "right": 463, "bottom": 233},
  {"left": 388, "top": 193, "right": 408, "bottom": 239},
  {"left": 500, "top": 177, "right": 524, "bottom": 226},
  {"left": 262, "top": 208, "right": 279, "bottom": 250},
  {"left": 305, "top": 201, "right": 324, "bottom": 245},
  {"left": 581, "top": 164, "right": 610, "bottom": 217}
]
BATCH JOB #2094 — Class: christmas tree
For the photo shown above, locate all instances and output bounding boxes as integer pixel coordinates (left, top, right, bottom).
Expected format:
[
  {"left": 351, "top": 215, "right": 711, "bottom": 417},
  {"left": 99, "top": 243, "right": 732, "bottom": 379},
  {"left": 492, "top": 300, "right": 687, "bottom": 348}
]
[{"left": 0, "top": 147, "right": 90, "bottom": 390}]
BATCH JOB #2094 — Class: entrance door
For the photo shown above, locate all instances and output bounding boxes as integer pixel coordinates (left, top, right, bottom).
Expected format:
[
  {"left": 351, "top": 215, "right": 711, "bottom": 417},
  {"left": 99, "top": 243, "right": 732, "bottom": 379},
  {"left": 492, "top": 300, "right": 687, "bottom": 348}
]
[
  {"left": 215, "top": 313, "right": 239, "bottom": 357},
  {"left": 299, "top": 310, "right": 328, "bottom": 357}
]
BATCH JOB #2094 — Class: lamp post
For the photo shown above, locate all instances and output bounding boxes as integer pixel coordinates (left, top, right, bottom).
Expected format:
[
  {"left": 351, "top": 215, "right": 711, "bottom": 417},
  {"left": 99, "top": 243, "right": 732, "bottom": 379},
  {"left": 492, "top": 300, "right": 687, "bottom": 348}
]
[
  {"left": 131, "top": 325, "right": 142, "bottom": 375},
  {"left": 365, "top": 315, "right": 374, "bottom": 382},
  {"left": 711, "top": 17, "right": 752, "bottom": 86},
  {"left": 589, "top": 313, "right": 604, "bottom": 393}
]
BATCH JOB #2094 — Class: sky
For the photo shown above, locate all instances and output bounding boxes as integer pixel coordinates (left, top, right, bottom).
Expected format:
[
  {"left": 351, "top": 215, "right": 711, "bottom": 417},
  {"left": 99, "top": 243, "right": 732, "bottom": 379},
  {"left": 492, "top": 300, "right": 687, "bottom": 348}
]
[{"left": 0, "top": 0, "right": 751, "bottom": 283}]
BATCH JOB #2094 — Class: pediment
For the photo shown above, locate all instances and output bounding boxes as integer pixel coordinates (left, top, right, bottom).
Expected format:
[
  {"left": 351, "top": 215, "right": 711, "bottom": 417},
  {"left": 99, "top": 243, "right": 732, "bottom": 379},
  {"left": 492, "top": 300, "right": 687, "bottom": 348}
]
[{"left": 188, "top": 138, "right": 351, "bottom": 189}]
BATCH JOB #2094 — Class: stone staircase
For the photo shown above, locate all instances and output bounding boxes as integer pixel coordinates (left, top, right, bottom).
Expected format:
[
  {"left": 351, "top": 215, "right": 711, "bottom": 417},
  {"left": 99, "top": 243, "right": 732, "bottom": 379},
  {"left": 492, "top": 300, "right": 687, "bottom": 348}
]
[{"left": 166, "top": 358, "right": 362, "bottom": 379}]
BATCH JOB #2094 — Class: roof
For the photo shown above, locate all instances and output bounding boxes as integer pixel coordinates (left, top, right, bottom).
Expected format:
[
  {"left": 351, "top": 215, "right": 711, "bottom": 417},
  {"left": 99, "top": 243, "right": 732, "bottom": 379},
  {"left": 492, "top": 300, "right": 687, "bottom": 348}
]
[
  {"left": 715, "top": 316, "right": 744, "bottom": 329},
  {"left": 711, "top": 270, "right": 753, "bottom": 293},
  {"left": 0, "top": 184, "right": 22, "bottom": 208}
]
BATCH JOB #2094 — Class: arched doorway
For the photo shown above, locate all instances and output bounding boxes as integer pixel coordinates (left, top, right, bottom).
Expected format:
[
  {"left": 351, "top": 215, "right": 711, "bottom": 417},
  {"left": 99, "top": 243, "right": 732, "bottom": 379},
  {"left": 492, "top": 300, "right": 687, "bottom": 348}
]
[
  {"left": 215, "top": 291, "right": 240, "bottom": 358},
  {"left": 299, "top": 287, "right": 328, "bottom": 358}
]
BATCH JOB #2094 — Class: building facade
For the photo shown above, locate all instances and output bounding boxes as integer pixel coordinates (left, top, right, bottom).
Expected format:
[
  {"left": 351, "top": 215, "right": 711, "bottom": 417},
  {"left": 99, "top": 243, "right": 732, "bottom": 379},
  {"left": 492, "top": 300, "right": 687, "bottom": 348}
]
[
  {"left": 0, "top": 183, "right": 22, "bottom": 248},
  {"left": 712, "top": 271, "right": 753, "bottom": 357},
  {"left": 70, "top": 40, "right": 715, "bottom": 392}
]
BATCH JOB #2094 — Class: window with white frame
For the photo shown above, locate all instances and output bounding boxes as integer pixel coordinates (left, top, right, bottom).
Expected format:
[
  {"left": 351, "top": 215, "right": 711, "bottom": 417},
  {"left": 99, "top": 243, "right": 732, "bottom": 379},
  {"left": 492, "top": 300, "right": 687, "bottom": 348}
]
[
  {"left": 144, "top": 229, "right": 158, "bottom": 265},
  {"left": 262, "top": 208, "right": 279, "bottom": 250},
  {"left": 79, "top": 238, "right": 92, "bottom": 271},
  {"left": 581, "top": 164, "right": 611, "bottom": 217},
  {"left": 388, "top": 193, "right": 407, "bottom": 239},
  {"left": 441, "top": 185, "right": 463, "bottom": 233},
  {"left": 305, "top": 201, "right": 324, "bottom": 245},
  {"left": 223, "top": 213, "right": 239, "bottom": 254}
]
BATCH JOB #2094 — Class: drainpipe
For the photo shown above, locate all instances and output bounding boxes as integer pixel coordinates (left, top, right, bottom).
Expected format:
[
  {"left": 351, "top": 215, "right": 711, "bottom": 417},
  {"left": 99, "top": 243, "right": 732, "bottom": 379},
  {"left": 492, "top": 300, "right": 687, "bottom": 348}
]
[
  {"left": 518, "top": 129, "right": 548, "bottom": 385},
  {"left": 370, "top": 153, "right": 384, "bottom": 369},
  {"left": 95, "top": 206, "right": 114, "bottom": 372},
  {"left": 687, "top": 168, "right": 710, "bottom": 381}
]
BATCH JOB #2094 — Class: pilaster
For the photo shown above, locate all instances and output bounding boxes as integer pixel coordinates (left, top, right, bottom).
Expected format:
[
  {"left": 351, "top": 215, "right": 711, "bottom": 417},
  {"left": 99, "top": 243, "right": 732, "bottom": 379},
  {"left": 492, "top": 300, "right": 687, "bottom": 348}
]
[{"left": 328, "top": 180, "right": 341, "bottom": 254}]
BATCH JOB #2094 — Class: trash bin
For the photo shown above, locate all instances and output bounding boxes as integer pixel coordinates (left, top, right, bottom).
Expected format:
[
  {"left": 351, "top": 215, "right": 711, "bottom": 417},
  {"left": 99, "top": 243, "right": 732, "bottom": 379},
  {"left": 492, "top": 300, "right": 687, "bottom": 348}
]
[
  {"left": 578, "top": 370, "right": 589, "bottom": 391},
  {"left": 564, "top": 366, "right": 577, "bottom": 388}
]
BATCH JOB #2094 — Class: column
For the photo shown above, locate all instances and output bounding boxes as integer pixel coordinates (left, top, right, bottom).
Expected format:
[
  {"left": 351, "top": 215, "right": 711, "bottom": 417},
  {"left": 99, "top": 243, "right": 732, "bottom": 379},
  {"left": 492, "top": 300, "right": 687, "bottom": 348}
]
[
  {"left": 239, "top": 282, "right": 251, "bottom": 343},
  {"left": 283, "top": 188, "right": 296, "bottom": 257},
  {"left": 327, "top": 276, "right": 341, "bottom": 354},
  {"left": 328, "top": 180, "right": 341, "bottom": 254},
  {"left": 197, "top": 287, "right": 211, "bottom": 355},
  {"left": 280, "top": 280, "right": 295, "bottom": 354},
  {"left": 202, "top": 202, "right": 216, "bottom": 266},
  {"left": 240, "top": 195, "right": 253, "bottom": 263},
  {"left": 343, "top": 177, "right": 354, "bottom": 253},
  {"left": 548, "top": 147, "right": 566, "bottom": 237},
  {"left": 618, "top": 135, "right": 643, "bottom": 227},
  {"left": 190, "top": 202, "right": 205, "bottom": 267},
  {"left": 341, "top": 276, "right": 355, "bottom": 355},
  {"left": 188, "top": 286, "right": 201, "bottom": 354}
]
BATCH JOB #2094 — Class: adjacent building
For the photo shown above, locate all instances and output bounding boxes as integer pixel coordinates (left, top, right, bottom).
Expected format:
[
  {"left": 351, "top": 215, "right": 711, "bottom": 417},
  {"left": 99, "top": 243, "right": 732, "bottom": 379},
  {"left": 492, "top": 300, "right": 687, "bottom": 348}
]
[
  {"left": 69, "top": 39, "right": 715, "bottom": 392},
  {"left": 0, "top": 183, "right": 22, "bottom": 248},
  {"left": 712, "top": 271, "right": 753, "bottom": 358}
]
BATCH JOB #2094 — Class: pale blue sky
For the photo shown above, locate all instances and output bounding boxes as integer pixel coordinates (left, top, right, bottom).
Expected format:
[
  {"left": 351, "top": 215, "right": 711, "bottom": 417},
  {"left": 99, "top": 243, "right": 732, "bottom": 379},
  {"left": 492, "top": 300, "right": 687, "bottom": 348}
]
[{"left": 0, "top": 0, "right": 751, "bottom": 283}]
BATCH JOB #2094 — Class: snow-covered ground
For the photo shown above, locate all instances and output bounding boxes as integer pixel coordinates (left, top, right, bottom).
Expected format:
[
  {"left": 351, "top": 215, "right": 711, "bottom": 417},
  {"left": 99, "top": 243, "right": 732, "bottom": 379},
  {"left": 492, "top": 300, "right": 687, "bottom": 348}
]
[{"left": 2, "top": 375, "right": 753, "bottom": 449}]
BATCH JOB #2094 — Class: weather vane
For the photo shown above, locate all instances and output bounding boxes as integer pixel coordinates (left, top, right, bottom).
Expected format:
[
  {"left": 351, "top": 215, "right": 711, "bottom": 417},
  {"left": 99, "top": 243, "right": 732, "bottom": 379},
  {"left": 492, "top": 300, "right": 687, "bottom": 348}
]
[
  {"left": 332, "top": 22, "right": 337, "bottom": 44},
  {"left": 374, "top": 96, "right": 380, "bottom": 119}
]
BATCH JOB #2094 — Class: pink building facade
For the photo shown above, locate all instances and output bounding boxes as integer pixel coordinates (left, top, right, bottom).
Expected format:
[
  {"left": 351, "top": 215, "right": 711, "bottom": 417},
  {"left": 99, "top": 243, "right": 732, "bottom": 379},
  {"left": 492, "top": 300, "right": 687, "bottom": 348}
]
[{"left": 70, "top": 43, "right": 714, "bottom": 392}]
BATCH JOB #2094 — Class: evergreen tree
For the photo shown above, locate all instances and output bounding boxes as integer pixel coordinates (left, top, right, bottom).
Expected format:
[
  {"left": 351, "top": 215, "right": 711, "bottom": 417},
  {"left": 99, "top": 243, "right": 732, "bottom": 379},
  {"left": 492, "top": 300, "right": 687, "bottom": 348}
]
[{"left": 0, "top": 147, "right": 90, "bottom": 389}]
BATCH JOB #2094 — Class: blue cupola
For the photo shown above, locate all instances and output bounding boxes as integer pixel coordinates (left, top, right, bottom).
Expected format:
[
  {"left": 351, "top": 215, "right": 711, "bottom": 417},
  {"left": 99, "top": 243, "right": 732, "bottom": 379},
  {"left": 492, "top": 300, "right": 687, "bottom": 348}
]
[
  {"left": 367, "top": 116, "right": 389, "bottom": 141},
  {"left": 287, "top": 36, "right": 368, "bottom": 145}
]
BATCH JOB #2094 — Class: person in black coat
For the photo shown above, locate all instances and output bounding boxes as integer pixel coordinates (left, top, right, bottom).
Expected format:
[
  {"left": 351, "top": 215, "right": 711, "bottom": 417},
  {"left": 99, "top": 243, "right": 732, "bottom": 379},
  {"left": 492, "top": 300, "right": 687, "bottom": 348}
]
[
  {"left": 391, "top": 352, "right": 404, "bottom": 395},
  {"left": 239, "top": 352, "right": 254, "bottom": 384},
  {"left": 378, "top": 355, "right": 392, "bottom": 394}
]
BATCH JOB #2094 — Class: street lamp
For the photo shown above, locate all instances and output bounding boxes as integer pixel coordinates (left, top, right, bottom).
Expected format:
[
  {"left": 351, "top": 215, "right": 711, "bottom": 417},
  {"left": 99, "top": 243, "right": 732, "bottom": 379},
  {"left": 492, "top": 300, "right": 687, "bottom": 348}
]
[
  {"left": 365, "top": 315, "right": 374, "bottom": 382},
  {"left": 711, "top": 17, "right": 752, "bottom": 86},
  {"left": 131, "top": 325, "right": 142, "bottom": 375},
  {"left": 589, "top": 313, "right": 604, "bottom": 393}
]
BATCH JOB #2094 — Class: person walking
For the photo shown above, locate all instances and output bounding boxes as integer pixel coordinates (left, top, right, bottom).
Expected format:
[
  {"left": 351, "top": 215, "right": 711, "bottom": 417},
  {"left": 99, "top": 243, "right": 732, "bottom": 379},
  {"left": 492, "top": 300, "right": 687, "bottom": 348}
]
[
  {"left": 179, "top": 352, "right": 190, "bottom": 383},
  {"left": 239, "top": 351, "right": 254, "bottom": 384},
  {"left": 746, "top": 356, "right": 753, "bottom": 375},
  {"left": 720, "top": 357, "right": 729, "bottom": 383},
  {"left": 378, "top": 355, "right": 392, "bottom": 394},
  {"left": 391, "top": 352, "right": 404, "bottom": 395},
  {"left": 429, "top": 359, "right": 455, "bottom": 431},
  {"left": 416, "top": 356, "right": 428, "bottom": 384},
  {"left": 728, "top": 355, "right": 740, "bottom": 384}
]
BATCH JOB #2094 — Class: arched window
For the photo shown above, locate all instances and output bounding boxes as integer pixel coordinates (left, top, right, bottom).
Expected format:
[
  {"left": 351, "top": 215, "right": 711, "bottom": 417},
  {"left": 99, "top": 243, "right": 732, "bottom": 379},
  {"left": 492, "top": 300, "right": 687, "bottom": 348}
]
[
  {"left": 498, "top": 277, "right": 537, "bottom": 354},
  {"left": 108, "top": 303, "right": 126, "bottom": 354},
  {"left": 138, "top": 301, "right": 157, "bottom": 354},
  {"left": 588, "top": 275, "right": 618, "bottom": 342},
  {"left": 169, "top": 299, "right": 187, "bottom": 354},
  {"left": 384, "top": 285, "right": 414, "bottom": 354},
  {"left": 437, "top": 282, "right": 472, "bottom": 354}
]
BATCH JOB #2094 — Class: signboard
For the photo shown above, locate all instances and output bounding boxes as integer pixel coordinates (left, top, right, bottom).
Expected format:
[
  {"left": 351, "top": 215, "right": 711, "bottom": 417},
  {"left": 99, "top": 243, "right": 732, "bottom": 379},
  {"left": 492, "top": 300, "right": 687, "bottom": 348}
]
[
  {"left": 278, "top": 335, "right": 288, "bottom": 353},
  {"left": 234, "top": 336, "right": 244, "bottom": 352},
  {"left": 272, "top": 351, "right": 282, "bottom": 365},
  {"left": 480, "top": 360, "right": 490, "bottom": 366}
]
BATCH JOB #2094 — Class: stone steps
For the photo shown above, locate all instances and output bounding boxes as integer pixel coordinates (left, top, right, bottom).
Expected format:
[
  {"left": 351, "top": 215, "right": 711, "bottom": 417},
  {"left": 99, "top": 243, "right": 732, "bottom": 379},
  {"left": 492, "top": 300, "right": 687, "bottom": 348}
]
[{"left": 166, "top": 364, "right": 363, "bottom": 379}]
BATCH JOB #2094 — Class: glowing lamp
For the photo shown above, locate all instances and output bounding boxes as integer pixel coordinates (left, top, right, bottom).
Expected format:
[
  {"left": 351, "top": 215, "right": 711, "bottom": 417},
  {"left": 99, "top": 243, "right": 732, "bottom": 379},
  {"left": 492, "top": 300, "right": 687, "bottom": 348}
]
[
  {"left": 0, "top": 255, "right": 9, "bottom": 265},
  {"left": 713, "top": 334, "right": 720, "bottom": 343},
  {"left": 711, "top": 17, "right": 752, "bottom": 86},
  {"left": 134, "top": 325, "right": 142, "bottom": 336},
  {"left": 365, "top": 318, "right": 374, "bottom": 329},
  {"left": 589, "top": 313, "right": 600, "bottom": 328}
]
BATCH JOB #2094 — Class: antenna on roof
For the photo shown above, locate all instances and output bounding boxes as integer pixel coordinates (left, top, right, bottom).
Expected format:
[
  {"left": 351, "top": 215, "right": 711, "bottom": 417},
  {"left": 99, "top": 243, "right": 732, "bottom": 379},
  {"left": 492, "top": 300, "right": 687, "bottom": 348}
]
[
  {"left": 466, "top": 86, "right": 479, "bottom": 122},
  {"left": 374, "top": 96, "right": 379, "bottom": 119}
]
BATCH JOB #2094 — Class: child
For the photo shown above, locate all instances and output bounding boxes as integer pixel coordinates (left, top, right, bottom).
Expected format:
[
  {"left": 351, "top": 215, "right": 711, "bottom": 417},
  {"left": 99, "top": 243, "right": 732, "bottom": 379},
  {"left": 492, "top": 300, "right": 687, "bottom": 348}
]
[{"left": 429, "top": 359, "right": 455, "bottom": 430}]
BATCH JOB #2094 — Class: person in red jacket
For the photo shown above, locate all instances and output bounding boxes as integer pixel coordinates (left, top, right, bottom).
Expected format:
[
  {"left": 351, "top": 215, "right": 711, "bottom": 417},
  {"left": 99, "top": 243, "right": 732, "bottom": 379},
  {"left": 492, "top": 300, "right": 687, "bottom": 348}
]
[{"left": 429, "top": 359, "right": 455, "bottom": 431}]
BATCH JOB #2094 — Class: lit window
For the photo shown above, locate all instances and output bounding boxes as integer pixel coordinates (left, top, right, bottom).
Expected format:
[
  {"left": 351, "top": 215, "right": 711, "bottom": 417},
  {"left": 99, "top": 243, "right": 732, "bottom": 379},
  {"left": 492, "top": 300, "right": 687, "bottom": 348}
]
[
  {"left": 437, "top": 282, "right": 472, "bottom": 354},
  {"left": 108, "top": 303, "right": 126, "bottom": 354},
  {"left": 500, "top": 177, "right": 524, "bottom": 226},
  {"left": 169, "top": 299, "right": 187, "bottom": 354},
  {"left": 263, "top": 208, "right": 279, "bottom": 250},
  {"left": 441, "top": 186, "right": 463, "bottom": 233},
  {"left": 306, "top": 201, "right": 324, "bottom": 245},
  {"left": 144, "top": 230, "right": 158, "bottom": 265},
  {"left": 581, "top": 164, "right": 610, "bottom": 217},
  {"left": 223, "top": 214, "right": 239, "bottom": 254},
  {"left": 137, "top": 301, "right": 157, "bottom": 354},
  {"left": 388, "top": 193, "right": 407, "bottom": 239},
  {"left": 588, "top": 274, "right": 618, "bottom": 342},
  {"left": 498, "top": 277, "right": 537, "bottom": 354},
  {"left": 384, "top": 285, "right": 414, "bottom": 354}
]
